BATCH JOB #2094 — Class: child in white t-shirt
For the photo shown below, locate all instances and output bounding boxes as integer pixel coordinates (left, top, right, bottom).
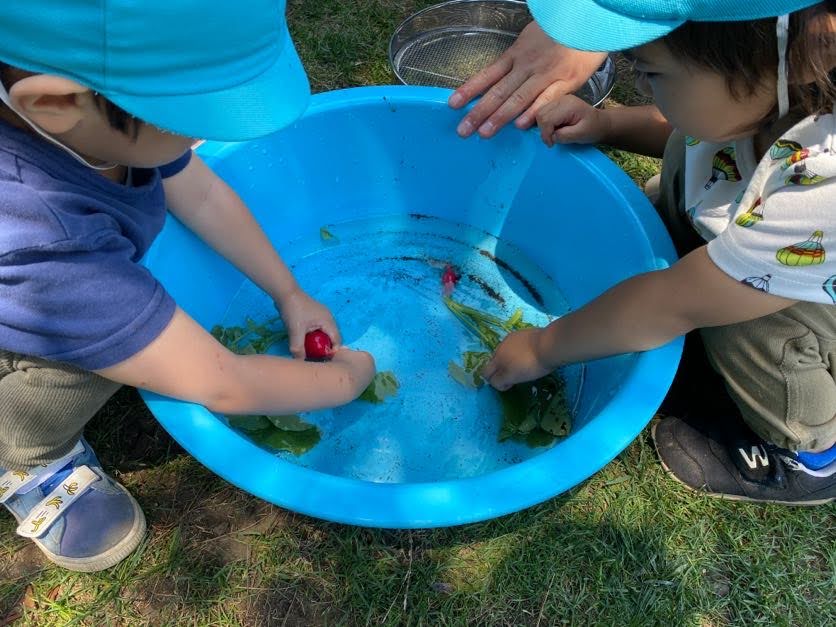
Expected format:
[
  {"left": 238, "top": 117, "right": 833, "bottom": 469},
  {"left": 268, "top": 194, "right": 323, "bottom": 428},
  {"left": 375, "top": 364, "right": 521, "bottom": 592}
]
[{"left": 484, "top": 0, "right": 836, "bottom": 505}]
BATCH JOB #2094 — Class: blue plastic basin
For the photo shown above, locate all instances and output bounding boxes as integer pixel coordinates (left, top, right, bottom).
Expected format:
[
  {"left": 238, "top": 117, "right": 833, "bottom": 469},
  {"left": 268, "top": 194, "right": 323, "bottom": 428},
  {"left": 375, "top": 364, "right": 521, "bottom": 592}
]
[{"left": 140, "top": 86, "right": 682, "bottom": 528}]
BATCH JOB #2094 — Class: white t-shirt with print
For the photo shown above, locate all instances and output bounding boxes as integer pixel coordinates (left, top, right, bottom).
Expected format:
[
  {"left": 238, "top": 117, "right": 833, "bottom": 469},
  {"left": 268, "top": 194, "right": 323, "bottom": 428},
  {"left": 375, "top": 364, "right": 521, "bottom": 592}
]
[{"left": 684, "top": 110, "right": 836, "bottom": 305}]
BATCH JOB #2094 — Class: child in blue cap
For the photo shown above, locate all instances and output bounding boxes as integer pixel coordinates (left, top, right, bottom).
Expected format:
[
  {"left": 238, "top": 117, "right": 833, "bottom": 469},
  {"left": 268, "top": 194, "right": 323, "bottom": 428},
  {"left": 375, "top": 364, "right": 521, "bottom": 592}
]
[
  {"left": 0, "top": 0, "right": 375, "bottom": 571},
  {"left": 484, "top": 1, "right": 836, "bottom": 505}
]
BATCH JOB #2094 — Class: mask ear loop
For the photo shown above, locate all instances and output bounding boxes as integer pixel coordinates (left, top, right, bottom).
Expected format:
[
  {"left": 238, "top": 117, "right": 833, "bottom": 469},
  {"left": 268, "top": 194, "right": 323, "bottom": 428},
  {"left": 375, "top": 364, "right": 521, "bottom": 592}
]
[
  {"left": 777, "top": 13, "right": 790, "bottom": 119},
  {"left": 0, "top": 79, "right": 118, "bottom": 171}
]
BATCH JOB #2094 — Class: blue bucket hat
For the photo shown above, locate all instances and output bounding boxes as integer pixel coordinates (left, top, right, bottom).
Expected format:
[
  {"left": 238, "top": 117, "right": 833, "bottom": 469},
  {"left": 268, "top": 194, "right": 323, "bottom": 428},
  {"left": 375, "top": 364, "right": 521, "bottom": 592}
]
[
  {"left": 527, "top": 0, "right": 822, "bottom": 52},
  {"left": 0, "top": 0, "right": 310, "bottom": 141}
]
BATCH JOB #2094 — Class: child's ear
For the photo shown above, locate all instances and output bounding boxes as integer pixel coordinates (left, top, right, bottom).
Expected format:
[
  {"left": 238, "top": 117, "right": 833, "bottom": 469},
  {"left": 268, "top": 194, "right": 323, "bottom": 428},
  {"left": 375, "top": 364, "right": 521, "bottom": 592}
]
[{"left": 7, "top": 74, "right": 90, "bottom": 135}]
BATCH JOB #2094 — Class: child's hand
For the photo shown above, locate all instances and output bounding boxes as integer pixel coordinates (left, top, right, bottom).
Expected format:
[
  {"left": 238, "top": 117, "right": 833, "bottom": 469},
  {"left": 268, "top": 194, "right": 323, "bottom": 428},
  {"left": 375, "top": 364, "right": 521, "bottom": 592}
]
[
  {"left": 276, "top": 289, "right": 341, "bottom": 359},
  {"left": 329, "top": 347, "right": 376, "bottom": 399},
  {"left": 482, "top": 328, "right": 553, "bottom": 391},
  {"left": 536, "top": 94, "right": 611, "bottom": 147}
]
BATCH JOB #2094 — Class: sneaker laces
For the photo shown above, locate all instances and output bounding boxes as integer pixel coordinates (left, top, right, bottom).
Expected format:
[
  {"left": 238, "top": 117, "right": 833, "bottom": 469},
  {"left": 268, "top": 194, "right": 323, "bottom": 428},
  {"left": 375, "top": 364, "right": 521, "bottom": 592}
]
[
  {"left": 777, "top": 452, "right": 836, "bottom": 478},
  {"left": 731, "top": 434, "right": 836, "bottom": 481}
]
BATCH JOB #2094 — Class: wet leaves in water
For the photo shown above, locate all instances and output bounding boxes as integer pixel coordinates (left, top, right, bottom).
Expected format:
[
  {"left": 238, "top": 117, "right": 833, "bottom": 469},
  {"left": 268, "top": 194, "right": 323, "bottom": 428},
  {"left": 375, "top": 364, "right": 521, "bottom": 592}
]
[
  {"left": 445, "top": 297, "right": 572, "bottom": 448},
  {"left": 448, "top": 361, "right": 479, "bottom": 389},
  {"left": 211, "top": 317, "right": 287, "bottom": 355},
  {"left": 246, "top": 424, "right": 321, "bottom": 456},
  {"left": 214, "top": 319, "right": 318, "bottom": 456},
  {"left": 359, "top": 371, "right": 400, "bottom": 403},
  {"left": 320, "top": 226, "right": 339, "bottom": 243},
  {"left": 227, "top": 414, "right": 321, "bottom": 455}
]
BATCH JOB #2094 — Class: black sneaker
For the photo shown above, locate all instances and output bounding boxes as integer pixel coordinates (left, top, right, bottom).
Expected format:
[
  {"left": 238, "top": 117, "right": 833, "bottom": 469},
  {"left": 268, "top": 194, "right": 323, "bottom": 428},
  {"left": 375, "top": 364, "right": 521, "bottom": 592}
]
[{"left": 651, "top": 414, "right": 835, "bottom": 506}]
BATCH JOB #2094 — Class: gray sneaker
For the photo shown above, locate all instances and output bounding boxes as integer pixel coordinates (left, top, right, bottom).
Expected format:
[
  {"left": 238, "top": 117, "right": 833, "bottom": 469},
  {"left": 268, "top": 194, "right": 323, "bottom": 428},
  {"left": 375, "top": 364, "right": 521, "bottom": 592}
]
[
  {"left": 0, "top": 438, "right": 145, "bottom": 572},
  {"left": 652, "top": 414, "right": 835, "bottom": 506}
]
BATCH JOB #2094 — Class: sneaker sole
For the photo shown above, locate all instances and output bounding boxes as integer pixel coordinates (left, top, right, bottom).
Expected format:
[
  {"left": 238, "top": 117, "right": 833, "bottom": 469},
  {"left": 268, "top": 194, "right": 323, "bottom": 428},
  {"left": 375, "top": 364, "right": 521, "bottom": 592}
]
[
  {"left": 651, "top": 422, "right": 834, "bottom": 507},
  {"left": 34, "top": 483, "right": 146, "bottom": 573}
]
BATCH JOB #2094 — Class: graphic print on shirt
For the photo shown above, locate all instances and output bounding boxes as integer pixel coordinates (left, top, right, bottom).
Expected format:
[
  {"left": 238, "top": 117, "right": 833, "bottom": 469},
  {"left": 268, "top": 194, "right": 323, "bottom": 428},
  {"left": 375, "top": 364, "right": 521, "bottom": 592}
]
[
  {"left": 741, "top": 274, "right": 772, "bottom": 293},
  {"left": 735, "top": 197, "right": 764, "bottom": 227},
  {"left": 685, "top": 200, "right": 703, "bottom": 226},
  {"left": 769, "top": 138, "right": 803, "bottom": 160},
  {"left": 823, "top": 275, "right": 836, "bottom": 303},
  {"left": 785, "top": 162, "right": 826, "bottom": 186},
  {"left": 704, "top": 147, "right": 741, "bottom": 190},
  {"left": 780, "top": 148, "right": 810, "bottom": 171},
  {"left": 685, "top": 135, "right": 701, "bottom": 146},
  {"left": 692, "top": 111, "right": 836, "bottom": 304},
  {"left": 776, "top": 231, "right": 826, "bottom": 266}
]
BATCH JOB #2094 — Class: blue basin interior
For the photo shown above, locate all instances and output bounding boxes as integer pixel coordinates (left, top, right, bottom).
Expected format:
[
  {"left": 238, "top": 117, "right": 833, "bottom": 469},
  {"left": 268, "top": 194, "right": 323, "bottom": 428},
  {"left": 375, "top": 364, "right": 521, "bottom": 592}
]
[{"left": 140, "top": 86, "right": 682, "bottom": 528}]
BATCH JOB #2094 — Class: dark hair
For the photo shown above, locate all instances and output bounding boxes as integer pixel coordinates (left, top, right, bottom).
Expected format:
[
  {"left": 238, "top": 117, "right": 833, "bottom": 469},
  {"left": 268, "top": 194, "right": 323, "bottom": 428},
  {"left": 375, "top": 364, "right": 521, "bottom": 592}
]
[
  {"left": 0, "top": 62, "right": 139, "bottom": 138},
  {"left": 662, "top": 1, "right": 836, "bottom": 118}
]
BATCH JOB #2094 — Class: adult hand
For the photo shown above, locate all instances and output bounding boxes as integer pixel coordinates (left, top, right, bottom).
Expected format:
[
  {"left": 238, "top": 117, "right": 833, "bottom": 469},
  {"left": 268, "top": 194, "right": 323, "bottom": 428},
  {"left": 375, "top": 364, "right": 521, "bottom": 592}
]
[{"left": 448, "top": 21, "right": 608, "bottom": 139}]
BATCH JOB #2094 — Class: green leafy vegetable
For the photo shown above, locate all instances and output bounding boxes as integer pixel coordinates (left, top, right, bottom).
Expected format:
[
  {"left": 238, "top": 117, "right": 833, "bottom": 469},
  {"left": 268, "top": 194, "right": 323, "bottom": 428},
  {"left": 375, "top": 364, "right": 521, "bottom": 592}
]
[
  {"left": 359, "top": 371, "right": 399, "bottom": 403},
  {"left": 226, "top": 413, "right": 321, "bottom": 455},
  {"left": 445, "top": 297, "right": 572, "bottom": 447},
  {"left": 448, "top": 361, "right": 479, "bottom": 389},
  {"left": 320, "top": 226, "right": 339, "bottom": 243},
  {"left": 265, "top": 414, "right": 316, "bottom": 431},
  {"left": 213, "top": 318, "right": 319, "bottom": 456},
  {"left": 462, "top": 351, "right": 491, "bottom": 376},
  {"left": 227, "top": 415, "right": 273, "bottom": 432},
  {"left": 211, "top": 316, "right": 287, "bottom": 355},
  {"left": 246, "top": 425, "right": 321, "bottom": 456}
]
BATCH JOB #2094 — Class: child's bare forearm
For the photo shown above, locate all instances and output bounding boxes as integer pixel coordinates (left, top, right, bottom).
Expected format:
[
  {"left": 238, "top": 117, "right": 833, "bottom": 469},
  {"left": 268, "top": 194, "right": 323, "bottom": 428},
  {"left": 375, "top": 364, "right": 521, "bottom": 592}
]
[
  {"left": 164, "top": 155, "right": 300, "bottom": 304},
  {"left": 535, "top": 248, "right": 794, "bottom": 369},
  {"left": 97, "top": 309, "right": 374, "bottom": 416},
  {"left": 600, "top": 105, "right": 672, "bottom": 158},
  {"left": 208, "top": 355, "right": 364, "bottom": 415},
  {"left": 537, "top": 271, "right": 688, "bottom": 368}
]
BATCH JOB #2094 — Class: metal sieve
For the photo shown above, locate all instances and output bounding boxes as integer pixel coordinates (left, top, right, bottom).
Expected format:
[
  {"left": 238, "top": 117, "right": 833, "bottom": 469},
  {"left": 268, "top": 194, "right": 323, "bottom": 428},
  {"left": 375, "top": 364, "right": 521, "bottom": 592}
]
[{"left": 389, "top": 0, "right": 615, "bottom": 107}]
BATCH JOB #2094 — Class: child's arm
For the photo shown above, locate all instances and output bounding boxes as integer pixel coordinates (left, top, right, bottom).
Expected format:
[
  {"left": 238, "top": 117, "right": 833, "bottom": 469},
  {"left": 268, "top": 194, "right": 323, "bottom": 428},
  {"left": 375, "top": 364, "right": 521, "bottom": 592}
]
[
  {"left": 162, "top": 154, "right": 336, "bottom": 358},
  {"left": 96, "top": 307, "right": 375, "bottom": 415},
  {"left": 482, "top": 247, "right": 796, "bottom": 390},
  {"left": 537, "top": 96, "right": 672, "bottom": 157}
]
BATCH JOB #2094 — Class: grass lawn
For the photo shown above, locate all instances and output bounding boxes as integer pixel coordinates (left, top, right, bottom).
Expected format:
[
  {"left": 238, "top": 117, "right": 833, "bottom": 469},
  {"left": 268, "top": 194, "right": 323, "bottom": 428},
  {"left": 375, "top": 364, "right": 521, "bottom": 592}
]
[{"left": 1, "top": 1, "right": 834, "bottom": 625}]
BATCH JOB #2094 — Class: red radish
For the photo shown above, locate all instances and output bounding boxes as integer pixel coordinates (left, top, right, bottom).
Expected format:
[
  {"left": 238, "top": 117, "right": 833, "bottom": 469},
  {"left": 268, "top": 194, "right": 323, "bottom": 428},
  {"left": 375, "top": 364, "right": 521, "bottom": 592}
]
[
  {"left": 304, "top": 330, "right": 333, "bottom": 361},
  {"left": 441, "top": 264, "right": 459, "bottom": 296}
]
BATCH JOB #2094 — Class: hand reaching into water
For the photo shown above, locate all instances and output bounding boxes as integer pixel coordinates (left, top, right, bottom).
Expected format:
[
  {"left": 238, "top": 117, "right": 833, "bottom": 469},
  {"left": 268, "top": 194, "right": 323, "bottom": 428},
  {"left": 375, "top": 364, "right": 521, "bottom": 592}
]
[
  {"left": 482, "top": 327, "right": 553, "bottom": 391},
  {"left": 276, "top": 288, "right": 342, "bottom": 359}
]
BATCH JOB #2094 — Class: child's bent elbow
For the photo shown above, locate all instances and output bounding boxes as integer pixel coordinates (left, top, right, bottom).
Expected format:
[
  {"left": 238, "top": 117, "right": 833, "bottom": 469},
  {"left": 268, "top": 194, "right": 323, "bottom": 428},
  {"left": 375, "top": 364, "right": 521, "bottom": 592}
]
[{"left": 201, "top": 389, "right": 246, "bottom": 415}]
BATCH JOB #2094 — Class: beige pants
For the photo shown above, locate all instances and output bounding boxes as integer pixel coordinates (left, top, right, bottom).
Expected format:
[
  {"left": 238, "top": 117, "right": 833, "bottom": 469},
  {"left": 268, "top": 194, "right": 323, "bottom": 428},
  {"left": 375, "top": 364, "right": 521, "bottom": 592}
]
[
  {"left": 650, "top": 131, "right": 836, "bottom": 451},
  {"left": 0, "top": 351, "right": 119, "bottom": 468}
]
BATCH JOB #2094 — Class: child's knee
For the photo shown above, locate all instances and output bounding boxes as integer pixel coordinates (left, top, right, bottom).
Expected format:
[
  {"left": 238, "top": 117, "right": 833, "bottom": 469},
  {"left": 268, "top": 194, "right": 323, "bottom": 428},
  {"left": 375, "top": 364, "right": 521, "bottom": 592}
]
[{"left": 700, "top": 311, "right": 836, "bottom": 450}]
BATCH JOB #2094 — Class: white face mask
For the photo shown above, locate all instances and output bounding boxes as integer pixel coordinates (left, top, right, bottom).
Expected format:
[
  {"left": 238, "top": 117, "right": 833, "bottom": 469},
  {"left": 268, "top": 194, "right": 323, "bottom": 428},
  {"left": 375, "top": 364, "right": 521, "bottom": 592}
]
[
  {"left": 777, "top": 13, "right": 790, "bottom": 119},
  {"left": 0, "top": 77, "right": 117, "bottom": 170}
]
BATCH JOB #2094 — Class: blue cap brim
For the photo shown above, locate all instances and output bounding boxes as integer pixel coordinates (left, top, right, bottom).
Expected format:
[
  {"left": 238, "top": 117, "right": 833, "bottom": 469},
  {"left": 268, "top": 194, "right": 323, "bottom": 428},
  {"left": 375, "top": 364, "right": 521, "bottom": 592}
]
[
  {"left": 107, "top": 29, "right": 310, "bottom": 142},
  {"left": 527, "top": 0, "right": 683, "bottom": 52}
]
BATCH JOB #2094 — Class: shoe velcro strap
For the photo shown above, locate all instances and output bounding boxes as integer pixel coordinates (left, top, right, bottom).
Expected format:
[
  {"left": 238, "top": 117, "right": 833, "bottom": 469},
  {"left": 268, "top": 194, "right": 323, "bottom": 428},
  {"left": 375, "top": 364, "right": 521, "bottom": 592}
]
[
  {"left": 0, "top": 441, "right": 85, "bottom": 504},
  {"left": 16, "top": 465, "right": 99, "bottom": 539}
]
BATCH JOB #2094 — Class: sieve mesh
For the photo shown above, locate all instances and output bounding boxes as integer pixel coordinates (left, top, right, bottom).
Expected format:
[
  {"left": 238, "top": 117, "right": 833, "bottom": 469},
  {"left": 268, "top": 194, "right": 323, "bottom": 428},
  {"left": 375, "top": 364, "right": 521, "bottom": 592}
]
[{"left": 395, "top": 29, "right": 518, "bottom": 89}]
